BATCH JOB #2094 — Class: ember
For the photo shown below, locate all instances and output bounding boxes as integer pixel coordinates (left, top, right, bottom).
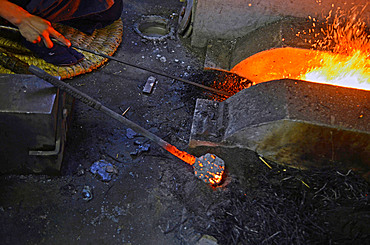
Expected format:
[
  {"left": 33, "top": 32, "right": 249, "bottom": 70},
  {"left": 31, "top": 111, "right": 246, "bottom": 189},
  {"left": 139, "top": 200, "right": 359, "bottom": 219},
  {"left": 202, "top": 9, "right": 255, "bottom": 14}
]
[{"left": 193, "top": 153, "right": 225, "bottom": 185}]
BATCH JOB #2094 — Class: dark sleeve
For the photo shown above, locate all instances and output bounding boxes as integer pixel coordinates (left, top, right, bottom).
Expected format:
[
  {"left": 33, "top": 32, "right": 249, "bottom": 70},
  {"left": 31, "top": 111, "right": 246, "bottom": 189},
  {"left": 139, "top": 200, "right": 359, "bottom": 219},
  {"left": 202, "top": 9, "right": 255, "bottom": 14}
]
[
  {"left": 25, "top": 0, "right": 114, "bottom": 22},
  {"left": 8, "top": 0, "right": 31, "bottom": 8}
]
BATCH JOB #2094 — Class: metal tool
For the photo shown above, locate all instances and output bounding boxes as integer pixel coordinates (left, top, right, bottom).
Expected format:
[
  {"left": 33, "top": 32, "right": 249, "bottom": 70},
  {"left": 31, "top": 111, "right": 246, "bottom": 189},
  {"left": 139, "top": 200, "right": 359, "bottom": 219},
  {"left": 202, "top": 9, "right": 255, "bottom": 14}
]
[
  {"left": 28, "top": 65, "right": 225, "bottom": 185},
  {"left": 0, "top": 25, "right": 231, "bottom": 96}
]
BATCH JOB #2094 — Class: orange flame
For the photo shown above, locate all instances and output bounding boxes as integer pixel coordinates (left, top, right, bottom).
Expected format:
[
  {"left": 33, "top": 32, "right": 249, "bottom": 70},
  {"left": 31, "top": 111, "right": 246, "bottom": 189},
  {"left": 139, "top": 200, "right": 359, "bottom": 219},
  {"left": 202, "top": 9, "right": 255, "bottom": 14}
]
[
  {"left": 230, "top": 5, "right": 369, "bottom": 90},
  {"left": 299, "top": 5, "right": 370, "bottom": 90},
  {"left": 299, "top": 50, "right": 370, "bottom": 90}
]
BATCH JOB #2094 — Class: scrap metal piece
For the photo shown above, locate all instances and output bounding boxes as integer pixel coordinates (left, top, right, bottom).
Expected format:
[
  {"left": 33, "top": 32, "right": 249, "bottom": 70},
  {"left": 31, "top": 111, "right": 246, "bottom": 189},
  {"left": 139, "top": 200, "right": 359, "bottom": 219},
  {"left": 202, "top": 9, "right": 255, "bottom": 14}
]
[{"left": 143, "top": 76, "right": 157, "bottom": 94}]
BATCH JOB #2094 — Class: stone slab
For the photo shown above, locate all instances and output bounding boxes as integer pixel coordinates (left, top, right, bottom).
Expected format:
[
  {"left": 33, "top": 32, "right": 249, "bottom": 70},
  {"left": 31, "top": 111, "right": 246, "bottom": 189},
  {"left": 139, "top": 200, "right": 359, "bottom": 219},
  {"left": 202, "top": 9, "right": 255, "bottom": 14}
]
[{"left": 189, "top": 79, "right": 370, "bottom": 180}]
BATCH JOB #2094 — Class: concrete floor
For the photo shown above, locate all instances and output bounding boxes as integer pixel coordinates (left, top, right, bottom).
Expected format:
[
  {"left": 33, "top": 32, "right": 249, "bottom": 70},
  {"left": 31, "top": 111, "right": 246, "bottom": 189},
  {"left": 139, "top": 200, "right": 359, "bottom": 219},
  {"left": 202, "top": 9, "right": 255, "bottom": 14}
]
[{"left": 0, "top": 1, "right": 209, "bottom": 244}]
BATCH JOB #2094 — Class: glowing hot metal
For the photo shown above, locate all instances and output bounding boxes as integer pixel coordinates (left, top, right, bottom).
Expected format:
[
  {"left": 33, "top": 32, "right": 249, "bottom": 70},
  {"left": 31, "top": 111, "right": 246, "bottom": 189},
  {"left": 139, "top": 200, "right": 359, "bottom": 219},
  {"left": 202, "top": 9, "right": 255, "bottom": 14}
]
[
  {"left": 165, "top": 146, "right": 225, "bottom": 185},
  {"left": 193, "top": 153, "right": 225, "bottom": 185}
]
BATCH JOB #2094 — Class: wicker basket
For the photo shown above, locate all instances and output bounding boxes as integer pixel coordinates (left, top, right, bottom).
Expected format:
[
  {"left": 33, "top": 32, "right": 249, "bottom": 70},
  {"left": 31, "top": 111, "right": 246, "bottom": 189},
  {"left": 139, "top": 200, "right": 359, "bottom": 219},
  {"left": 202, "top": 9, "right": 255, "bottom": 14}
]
[{"left": 0, "top": 19, "right": 123, "bottom": 79}]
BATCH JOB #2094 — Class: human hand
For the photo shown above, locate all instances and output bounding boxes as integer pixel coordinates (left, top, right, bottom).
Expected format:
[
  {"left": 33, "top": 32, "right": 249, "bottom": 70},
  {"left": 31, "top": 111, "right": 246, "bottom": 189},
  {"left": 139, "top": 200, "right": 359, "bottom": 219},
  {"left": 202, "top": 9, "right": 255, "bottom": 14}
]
[{"left": 17, "top": 14, "right": 71, "bottom": 48}]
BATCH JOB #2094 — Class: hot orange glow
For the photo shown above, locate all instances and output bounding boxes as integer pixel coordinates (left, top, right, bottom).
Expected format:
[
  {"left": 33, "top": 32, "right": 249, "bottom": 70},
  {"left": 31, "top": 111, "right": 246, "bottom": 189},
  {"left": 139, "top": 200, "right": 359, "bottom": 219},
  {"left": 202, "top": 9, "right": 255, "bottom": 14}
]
[
  {"left": 299, "top": 5, "right": 370, "bottom": 90},
  {"left": 208, "top": 173, "right": 223, "bottom": 185},
  {"left": 165, "top": 146, "right": 225, "bottom": 185},
  {"left": 299, "top": 50, "right": 370, "bottom": 90},
  {"left": 230, "top": 47, "right": 321, "bottom": 84},
  {"left": 165, "top": 145, "right": 196, "bottom": 165},
  {"left": 193, "top": 153, "right": 225, "bottom": 185},
  {"left": 230, "top": 5, "right": 370, "bottom": 91},
  {"left": 230, "top": 47, "right": 369, "bottom": 91}
]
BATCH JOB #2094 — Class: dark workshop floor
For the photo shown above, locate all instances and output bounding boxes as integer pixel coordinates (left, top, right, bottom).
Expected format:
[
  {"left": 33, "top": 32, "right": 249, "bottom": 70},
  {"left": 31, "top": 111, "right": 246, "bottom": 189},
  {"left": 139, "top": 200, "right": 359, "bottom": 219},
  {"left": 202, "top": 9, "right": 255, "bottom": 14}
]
[
  {"left": 0, "top": 1, "right": 204, "bottom": 244},
  {"left": 1, "top": 1, "right": 369, "bottom": 245}
]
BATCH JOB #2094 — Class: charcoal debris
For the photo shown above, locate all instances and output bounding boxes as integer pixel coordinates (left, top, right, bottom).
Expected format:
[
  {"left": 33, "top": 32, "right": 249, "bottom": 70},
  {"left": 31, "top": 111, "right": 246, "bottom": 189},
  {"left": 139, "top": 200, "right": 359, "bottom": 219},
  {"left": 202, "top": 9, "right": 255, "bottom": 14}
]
[
  {"left": 130, "top": 143, "right": 150, "bottom": 156},
  {"left": 82, "top": 185, "right": 93, "bottom": 201},
  {"left": 126, "top": 128, "right": 138, "bottom": 139},
  {"left": 90, "top": 159, "right": 118, "bottom": 182},
  {"left": 156, "top": 150, "right": 370, "bottom": 245}
]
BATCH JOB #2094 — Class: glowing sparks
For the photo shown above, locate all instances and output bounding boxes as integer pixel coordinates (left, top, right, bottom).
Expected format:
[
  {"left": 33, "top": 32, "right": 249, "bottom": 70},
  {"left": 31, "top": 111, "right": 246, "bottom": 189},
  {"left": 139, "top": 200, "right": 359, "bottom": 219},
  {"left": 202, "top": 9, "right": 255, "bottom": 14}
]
[
  {"left": 299, "top": 4, "right": 370, "bottom": 90},
  {"left": 299, "top": 50, "right": 370, "bottom": 90},
  {"left": 259, "top": 156, "right": 272, "bottom": 169},
  {"left": 230, "top": 4, "right": 369, "bottom": 91},
  {"left": 300, "top": 180, "right": 311, "bottom": 188}
]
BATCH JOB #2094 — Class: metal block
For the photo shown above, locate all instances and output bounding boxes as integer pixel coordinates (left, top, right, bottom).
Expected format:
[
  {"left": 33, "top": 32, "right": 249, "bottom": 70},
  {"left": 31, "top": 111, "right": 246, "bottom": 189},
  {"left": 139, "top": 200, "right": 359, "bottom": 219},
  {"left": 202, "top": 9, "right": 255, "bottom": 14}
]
[
  {"left": 189, "top": 79, "right": 370, "bottom": 180},
  {"left": 143, "top": 76, "right": 157, "bottom": 94},
  {"left": 0, "top": 74, "right": 72, "bottom": 174}
]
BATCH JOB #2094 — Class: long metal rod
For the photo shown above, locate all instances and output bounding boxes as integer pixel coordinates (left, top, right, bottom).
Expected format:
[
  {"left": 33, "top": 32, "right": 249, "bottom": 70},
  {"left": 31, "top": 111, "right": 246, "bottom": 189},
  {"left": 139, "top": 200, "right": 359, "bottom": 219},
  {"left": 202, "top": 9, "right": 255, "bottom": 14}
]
[
  {"left": 0, "top": 25, "right": 231, "bottom": 96},
  {"left": 72, "top": 44, "right": 231, "bottom": 96},
  {"left": 28, "top": 65, "right": 172, "bottom": 149},
  {"left": 29, "top": 65, "right": 226, "bottom": 185}
]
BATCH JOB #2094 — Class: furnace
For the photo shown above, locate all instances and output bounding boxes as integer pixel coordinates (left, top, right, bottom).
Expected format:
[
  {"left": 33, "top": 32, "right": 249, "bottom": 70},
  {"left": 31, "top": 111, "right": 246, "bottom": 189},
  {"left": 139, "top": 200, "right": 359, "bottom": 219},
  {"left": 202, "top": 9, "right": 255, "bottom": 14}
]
[{"left": 185, "top": 1, "right": 370, "bottom": 183}]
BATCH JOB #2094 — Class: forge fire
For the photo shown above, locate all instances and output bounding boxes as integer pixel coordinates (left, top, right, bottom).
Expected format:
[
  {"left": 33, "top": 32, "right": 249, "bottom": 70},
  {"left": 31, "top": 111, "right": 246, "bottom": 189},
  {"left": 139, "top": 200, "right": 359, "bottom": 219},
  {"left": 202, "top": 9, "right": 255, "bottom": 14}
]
[{"left": 211, "top": 5, "right": 370, "bottom": 97}]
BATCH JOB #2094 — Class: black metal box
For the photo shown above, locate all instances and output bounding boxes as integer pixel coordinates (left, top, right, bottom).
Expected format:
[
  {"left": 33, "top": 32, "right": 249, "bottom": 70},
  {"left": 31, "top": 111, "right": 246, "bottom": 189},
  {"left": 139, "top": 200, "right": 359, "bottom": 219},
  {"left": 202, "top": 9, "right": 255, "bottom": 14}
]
[{"left": 0, "top": 74, "right": 72, "bottom": 174}]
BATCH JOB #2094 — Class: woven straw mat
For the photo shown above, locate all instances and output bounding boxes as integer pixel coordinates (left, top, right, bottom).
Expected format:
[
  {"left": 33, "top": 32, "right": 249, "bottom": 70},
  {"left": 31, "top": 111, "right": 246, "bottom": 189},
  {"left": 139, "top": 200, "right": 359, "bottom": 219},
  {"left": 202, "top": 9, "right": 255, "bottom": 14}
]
[{"left": 0, "top": 19, "right": 123, "bottom": 79}]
